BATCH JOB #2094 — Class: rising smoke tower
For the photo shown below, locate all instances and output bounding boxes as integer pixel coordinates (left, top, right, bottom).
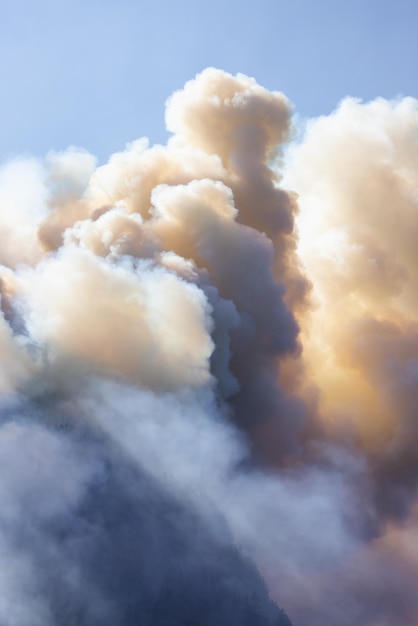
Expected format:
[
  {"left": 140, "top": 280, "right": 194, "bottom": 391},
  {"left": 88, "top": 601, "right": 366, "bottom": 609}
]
[{"left": 1, "top": 68, "right": 418, "bottom": 626}]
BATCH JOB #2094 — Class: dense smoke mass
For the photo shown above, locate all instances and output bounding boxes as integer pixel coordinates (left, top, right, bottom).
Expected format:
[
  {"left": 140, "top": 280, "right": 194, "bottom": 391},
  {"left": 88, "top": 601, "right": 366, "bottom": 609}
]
[{"left": 0, "top": 67, "right": 418, "bottom": 625}]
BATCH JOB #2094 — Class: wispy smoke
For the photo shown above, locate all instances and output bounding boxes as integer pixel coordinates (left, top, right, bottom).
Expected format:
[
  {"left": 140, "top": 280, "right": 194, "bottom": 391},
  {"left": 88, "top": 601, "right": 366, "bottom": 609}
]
[{"left": 0, "top": 68, "right": 417, "bottom": 626}]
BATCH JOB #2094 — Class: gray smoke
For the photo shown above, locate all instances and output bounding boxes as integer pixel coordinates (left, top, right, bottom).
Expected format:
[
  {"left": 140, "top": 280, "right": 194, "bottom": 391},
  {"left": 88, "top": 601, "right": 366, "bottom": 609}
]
[
  {"left": 2, "top": 68, "right": 418, "bottom": 626},
  {"left": 0, "top": 68, "right": 301, "bottom": 626}
]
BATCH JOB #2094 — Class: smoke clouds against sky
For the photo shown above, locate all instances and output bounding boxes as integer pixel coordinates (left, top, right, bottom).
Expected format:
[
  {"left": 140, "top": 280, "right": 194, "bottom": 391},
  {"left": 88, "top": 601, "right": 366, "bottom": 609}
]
[
  {"left": 1, "top": 3, "right": 418, "bottom": 626},
  {"left": 1, "top": 0, "right": 418, "bottom": 161}
]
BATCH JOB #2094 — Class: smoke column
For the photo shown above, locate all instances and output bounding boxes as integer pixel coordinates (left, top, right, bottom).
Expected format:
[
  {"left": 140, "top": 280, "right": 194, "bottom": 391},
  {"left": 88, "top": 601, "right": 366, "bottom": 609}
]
[{"left": 0, "top": 68, "right": 417, "bottom": 625}]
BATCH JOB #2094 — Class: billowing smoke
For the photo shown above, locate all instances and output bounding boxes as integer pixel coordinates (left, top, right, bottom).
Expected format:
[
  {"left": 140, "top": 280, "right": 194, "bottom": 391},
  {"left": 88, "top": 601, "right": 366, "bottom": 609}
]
[
  {"left": 0, "top": 68, "right": 417, "bottom": 626},
  {"left": 283, "top": 95, "right": 418, "bottom": 624}
]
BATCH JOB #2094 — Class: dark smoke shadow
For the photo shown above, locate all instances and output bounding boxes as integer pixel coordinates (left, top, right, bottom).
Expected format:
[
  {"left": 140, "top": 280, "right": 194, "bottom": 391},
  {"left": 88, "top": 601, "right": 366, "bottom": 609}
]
[{"left": 6, "top": 408, "right": 292, "bottom": 626}]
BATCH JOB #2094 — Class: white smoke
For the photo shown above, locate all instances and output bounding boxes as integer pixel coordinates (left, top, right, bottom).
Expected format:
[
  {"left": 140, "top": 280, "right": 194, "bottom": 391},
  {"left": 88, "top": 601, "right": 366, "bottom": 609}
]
[{"left": 0, "top": 67, "right": 417, "bottom": 626}]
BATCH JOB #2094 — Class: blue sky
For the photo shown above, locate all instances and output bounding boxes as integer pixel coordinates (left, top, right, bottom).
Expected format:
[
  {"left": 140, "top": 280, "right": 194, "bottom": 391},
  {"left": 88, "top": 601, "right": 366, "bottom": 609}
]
[{"left": 1, "top": 0, "right": 417, "bottom": 163}]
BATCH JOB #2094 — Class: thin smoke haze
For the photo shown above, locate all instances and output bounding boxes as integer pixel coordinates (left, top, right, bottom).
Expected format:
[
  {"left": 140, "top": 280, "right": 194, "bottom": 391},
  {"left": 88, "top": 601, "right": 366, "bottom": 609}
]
[{"left": 0, "top": 68, "right": 417, "bottom": 625}]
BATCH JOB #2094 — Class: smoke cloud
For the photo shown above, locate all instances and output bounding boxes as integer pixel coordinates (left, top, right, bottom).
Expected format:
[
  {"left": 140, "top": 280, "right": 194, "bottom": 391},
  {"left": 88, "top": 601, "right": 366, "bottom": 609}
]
[{"left": 0, "top": 67, "right": 417, "bottom": 625}]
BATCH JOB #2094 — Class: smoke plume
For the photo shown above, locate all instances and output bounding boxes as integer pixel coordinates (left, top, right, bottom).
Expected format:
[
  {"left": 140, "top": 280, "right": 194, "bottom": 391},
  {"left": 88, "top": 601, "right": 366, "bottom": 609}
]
[{"left": 0, "top": 68, "right": 417, "bottom": 625}]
